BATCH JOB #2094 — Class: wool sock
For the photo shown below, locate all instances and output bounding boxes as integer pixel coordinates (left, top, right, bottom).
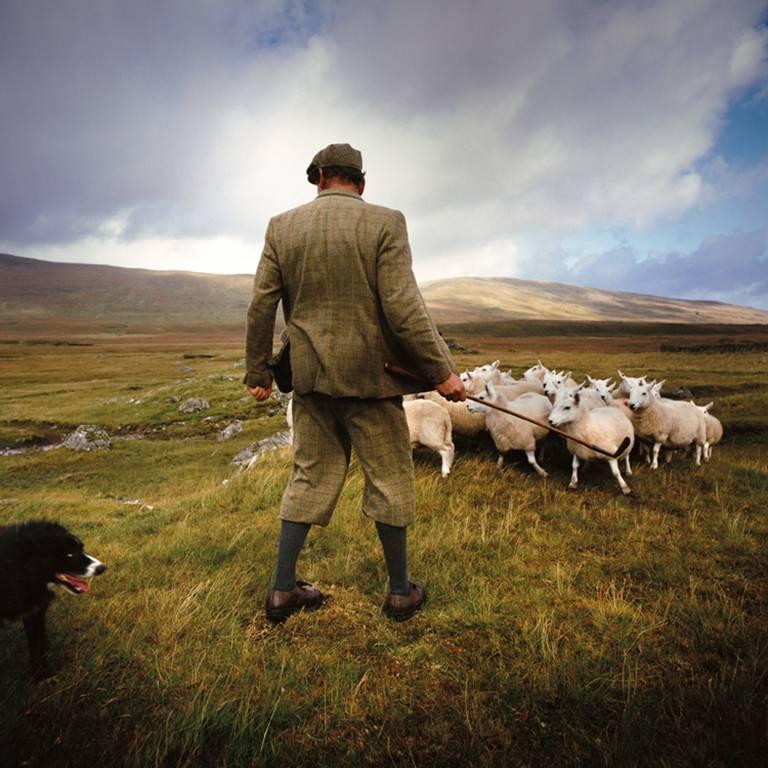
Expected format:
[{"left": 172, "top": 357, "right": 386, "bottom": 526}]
[
  {"left": 271, "top": 520, "right": 311, "bottom": 591},
  {"left": 375, "top": 520, "right": 409, "bottom": 595}
]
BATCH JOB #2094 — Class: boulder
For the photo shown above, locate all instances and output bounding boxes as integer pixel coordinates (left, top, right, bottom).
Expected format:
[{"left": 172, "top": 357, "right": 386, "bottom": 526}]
[
  {"left": 63, "top": 425, "right": 111, "bottom": 451},
  {"left": 218, "top": 421, "right": 243, "bottom": 441},
  {"left": 179, "top": 397, "right": 210, "bottom": 413}
]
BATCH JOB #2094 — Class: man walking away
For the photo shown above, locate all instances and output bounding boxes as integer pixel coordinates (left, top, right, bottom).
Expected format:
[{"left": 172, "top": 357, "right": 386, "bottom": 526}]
[{"left": 244, "top": 143, "right": 465, "bottom": 623}]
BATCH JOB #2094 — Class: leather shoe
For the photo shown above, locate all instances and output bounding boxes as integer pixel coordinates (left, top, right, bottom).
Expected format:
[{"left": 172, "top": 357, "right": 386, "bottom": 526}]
[
  {"left": 382, "top": 581, "right": 427, "bottom": 621},
  {"left": 265, "top": 580, "right": 326, "bottom": 623}
]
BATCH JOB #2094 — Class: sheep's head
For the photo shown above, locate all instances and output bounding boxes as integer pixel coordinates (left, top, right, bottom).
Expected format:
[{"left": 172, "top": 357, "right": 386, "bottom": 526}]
[
  {"left": 627, "top": 379, "right": 659, "bottom": 411},
  {"left": 522, "top": 360, "right": 548, "bottom": 382},
  {"left": 548, "top": 384, "right": 583, "bottom": 427},
  {"left": 466, "top": 381, "right": 496, "bottom": 414},
  {"left": 543, "top": 369, "right": 571, "bottom": 397},
  {"left": 588, "top": 376, "right": 617, "bottom": 404}
]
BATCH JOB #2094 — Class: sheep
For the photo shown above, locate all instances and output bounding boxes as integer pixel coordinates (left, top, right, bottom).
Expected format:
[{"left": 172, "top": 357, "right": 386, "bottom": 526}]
[
  {"left": 417, "top": 390, "right": 487, "bottom": 437},
  {"left": 464, "top": 359, "right": 525, "bottom": 386},
  {"left": 691, "top": 401, "right": 723, "bottom": 461},
  {"left": 522, "top": 360, "right": 549, "bottom": 383},
  {"left": 548, "top": 384, "right": 635, "bottom": 495},
  {"left": 464, "top": 369, "right": 543, "bottom": 400},
  {"left": 626, "top": 379, "right": 707, "bottom": 469},
  {"left": 543, "top": 369, "right": 577, "bottom": 399},
  {"left": 402, "top": 399, "right": 455, "bottom": 477},
  {"left": 290, "top": 394, "right": 456, "bottom": 477},
  {"left": 587, "top": 376, "right": 634, "bottom": 419},
  {"left": 466, "top": 382, "right": 552, "bottom": 477},
  {"left": 617, "top": 370, "right": 647, "bottom": 397}
]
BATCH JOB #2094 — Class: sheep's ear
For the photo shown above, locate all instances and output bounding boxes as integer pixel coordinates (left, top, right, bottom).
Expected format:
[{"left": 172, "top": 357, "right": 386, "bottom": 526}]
[
  {"left": 703, "top": 401, "right": 713, "bottom": 412},
  {"left": 618, "top": 369, "right": 626, "bottom": 380},
  {"left": 565, "top": 370, "right": 572, "bottom": 379},
  {"left": 607, "top": 380, "right": 616, "bottom": 392},
  {"left": 575, "top": 382, "right": 585, "bottom": 392},
  {"left": 492, "top": 360, "right": 500, "bottom": 369},
  {"left": 587, "top": 375, "right": 595, "bottom": 384}
]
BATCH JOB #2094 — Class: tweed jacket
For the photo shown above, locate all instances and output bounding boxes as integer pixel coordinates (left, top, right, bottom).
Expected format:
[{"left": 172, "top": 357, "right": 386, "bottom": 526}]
[{"left": 244, "top": 189, "right": 455, "bottom": 398}]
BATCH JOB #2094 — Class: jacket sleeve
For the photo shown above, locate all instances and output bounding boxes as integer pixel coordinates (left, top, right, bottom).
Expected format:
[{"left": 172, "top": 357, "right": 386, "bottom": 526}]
[
  {"left": 377, "top": 210, "right": 455, "bottom": 385},
  {"left": 243, "top": 219, "right": 283, "bottom": 388}
]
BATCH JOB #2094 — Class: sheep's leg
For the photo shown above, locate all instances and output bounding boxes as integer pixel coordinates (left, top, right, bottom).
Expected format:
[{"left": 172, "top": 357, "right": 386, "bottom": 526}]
[
  {"left": 624, "top": 453, "right": 632, "bottom": 477},
  {"left": 651, "top": 442, "right": 662, "bottom": 469},
  {"left": 525, "top": 450, "right": 548, "bottom": 478},
  {"left": 439, "top": 443, "right": 455, "bottom": 477},
  {"left": 608, "top": 458, "right": 632, "bottom": 495},
  {"left": 568, "top": 455, "right": 579, "bottom": 489},
  {"left": 496, "top": 453, "right": 504, "bottom": 470},
  {"left": 703, "top": 441, "right": 710, "bottom": 463},
  {"left": 694, "top": 443, "right": 702, "bottom": 466}
]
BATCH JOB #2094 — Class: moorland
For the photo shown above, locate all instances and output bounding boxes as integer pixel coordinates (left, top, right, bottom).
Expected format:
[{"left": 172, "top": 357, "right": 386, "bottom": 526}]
[{"left": 1, "top": 319, "right": 767, "bottom": 767}]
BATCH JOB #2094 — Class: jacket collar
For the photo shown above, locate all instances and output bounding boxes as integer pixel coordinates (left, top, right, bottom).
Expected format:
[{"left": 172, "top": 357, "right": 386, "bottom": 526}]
[{"left": 316, "top": 189, "right": 364, "bottom": 201}]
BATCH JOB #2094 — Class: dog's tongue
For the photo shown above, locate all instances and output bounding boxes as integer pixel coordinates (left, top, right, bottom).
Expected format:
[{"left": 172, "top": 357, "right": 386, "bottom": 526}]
[{"left": 56, "top": 573, "right": 90, "bottom": 593}]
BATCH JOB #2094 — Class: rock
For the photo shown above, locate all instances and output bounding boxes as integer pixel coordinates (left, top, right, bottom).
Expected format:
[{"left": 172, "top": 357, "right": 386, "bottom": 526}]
[
  {"left": 669, "top": 387, "right": 694, "bottom": 400},
  {"left": 232, "top": 431, "right": 292, "bottom": 467},
  {"left": 63, "top": 425, "right": 111, "bottom": 451},
  {"left": 180, "top": 366, "right": 193, "bottom": 373},
  {"left": 170, "top": 395, "right": 181, "bottom": 403},
  {"left": 179, "top": 397, "right": 210, "bottom": 413},
  {"left": 218, "top": 421, "right": 243, "bottom": 441},
  {"left": 233, "top": 359, "right": 246, "bottom": 368}
]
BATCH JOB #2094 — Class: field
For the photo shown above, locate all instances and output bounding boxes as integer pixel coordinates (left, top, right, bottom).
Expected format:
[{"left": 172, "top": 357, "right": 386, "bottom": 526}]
[{"left": 1, "top": 322, "right": 767, "bottom": 767}]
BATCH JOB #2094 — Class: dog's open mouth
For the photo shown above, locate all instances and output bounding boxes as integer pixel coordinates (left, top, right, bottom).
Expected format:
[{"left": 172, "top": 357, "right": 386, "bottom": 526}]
[{"left": 54, "top": 573, "right": 91, "bottom": 594}]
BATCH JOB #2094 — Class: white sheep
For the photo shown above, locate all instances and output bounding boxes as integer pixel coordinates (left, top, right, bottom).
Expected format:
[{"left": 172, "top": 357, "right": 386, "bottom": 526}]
[
  {"left": 467, "top": 382, "right": 552, "bottom": 477},
  {"left": 617, "top": 370, "right": 647, "bottom": 397},
  {"left": 417, "top": 390, "right": 487, "bottom": 437},
  {"left": 464, "top": 370, "right": 543, "bottom": 400},
  {"left": 463, "top": 359, "right": 524, "bottom": 386},
  {"left": 691, "top": 401, "right": 723, "bottom": 461},
  {"left": 626, "top": 379, "right": 707, "bottom": 468},
  {"left": 543, "top": 369, "right": 577, "bottom": 399},
  {"left": 548, "top": 385, "right": 635, "bottom": 494},
  {"left": 522, "top": 360, "right": 549, "bottom": 383},
  {"left": 403, "top": 399, "right": 455, "bottom": 477},
  {"left": 587, "top": 376, "right": 634, "bottom": 420},
  {"left": 290, "top": 395, "right": 456, "bottom": 477}
]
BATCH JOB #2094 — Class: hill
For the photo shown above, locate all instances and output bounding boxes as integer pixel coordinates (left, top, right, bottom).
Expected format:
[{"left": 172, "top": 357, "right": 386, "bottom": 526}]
[
  {"left": 2, "top": 253, "right": 767, "bottom": 327},
  {"left": 420, "top": 277, "right": 768, "bottom": 325}
]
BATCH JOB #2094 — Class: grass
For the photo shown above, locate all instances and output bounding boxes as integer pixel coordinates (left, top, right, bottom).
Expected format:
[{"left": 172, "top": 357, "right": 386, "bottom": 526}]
[{"left": 1, "top": 323, "right": 767, "bottom": 767}]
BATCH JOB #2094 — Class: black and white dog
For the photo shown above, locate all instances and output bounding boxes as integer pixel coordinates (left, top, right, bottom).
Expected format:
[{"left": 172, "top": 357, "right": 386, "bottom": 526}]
[{"left": 0, "top": 521, "right": 106, "bottom": 674}]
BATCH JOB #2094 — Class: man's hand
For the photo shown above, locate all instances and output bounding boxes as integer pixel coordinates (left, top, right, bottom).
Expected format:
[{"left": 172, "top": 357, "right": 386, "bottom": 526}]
[
  {"left": 247, "top": 385, "right": 273, "bottom": 401},
  {"left": 436, "top": 373, "right": 466, "bottom": 402}
]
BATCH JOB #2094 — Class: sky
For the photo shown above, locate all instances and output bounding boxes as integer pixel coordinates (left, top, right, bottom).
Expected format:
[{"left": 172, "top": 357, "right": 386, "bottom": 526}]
[{"left": 2, "top": 0, "right": 767, "bottom": 309}]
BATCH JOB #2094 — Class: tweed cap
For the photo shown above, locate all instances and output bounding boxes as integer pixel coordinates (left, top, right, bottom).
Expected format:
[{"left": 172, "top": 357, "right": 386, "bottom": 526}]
[{"left": 306, "top": 143, "right": 364, "bottom": 184}]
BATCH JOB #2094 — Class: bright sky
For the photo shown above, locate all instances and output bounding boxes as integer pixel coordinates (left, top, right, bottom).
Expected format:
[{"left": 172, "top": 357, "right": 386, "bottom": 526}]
[{"left": 2, "top": 1, "right": 767, "bottom": 308}]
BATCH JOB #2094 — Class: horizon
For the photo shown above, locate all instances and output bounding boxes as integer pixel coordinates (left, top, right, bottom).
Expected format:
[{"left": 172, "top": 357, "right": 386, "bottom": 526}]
[{"left": 5, "top": 250, "right": 768, "bottom": 316}]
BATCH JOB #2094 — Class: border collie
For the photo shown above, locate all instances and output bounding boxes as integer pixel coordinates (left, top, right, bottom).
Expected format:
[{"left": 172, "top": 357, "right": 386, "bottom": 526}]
[{"left": 0, "top": 521, "right": 106, "bottom": 675}]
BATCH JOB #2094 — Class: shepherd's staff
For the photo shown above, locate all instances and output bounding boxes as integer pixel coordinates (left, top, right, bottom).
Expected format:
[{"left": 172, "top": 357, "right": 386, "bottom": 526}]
[{"left": 384, "top": 363, "right": 631, "bottom": 460}]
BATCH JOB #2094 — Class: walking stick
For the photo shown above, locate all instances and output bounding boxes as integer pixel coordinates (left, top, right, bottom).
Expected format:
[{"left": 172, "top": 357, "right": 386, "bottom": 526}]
[{"left": 384, "top": 363, "right": 631, "bottom": 460}]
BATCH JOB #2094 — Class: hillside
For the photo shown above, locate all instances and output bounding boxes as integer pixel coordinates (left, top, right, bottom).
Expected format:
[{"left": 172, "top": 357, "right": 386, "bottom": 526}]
[
  {"left": 420, "top": 277, "right": 768, "bottom": 325},
  {"left": 2, "top": 253, "right": 767, "bottom": 327}
]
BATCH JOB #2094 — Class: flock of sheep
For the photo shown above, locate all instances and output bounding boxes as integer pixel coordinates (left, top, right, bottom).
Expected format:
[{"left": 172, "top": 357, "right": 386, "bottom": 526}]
[{"left": 401, "top": 360, "right": 723, "bottom": 495}]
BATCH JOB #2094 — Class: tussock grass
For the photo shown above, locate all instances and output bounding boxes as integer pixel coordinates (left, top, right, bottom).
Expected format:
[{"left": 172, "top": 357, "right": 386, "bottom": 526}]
[{"left": 1, "top": 331, "right": 767, "bottom": 766}]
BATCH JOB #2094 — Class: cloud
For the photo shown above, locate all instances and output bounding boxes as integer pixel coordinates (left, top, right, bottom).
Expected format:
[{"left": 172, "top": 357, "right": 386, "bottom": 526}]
[
  {"left": 1, "top": 0, "right": 767, "bottom": 307},
  {"left": 509, "top": 227, "right": 768, "bottom": 309}
]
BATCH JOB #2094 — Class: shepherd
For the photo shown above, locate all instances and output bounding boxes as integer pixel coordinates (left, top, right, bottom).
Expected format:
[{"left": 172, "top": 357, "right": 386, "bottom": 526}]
[{"left": 244, "top": 143, "right": 465, "bottom": 623}]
